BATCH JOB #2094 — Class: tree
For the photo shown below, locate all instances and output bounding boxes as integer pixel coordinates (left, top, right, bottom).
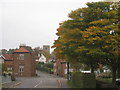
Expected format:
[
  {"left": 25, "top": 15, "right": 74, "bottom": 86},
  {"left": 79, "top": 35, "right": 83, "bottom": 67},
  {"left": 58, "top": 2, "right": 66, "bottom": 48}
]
[
  {"left": 53, "top": 2, "right": 119, "bottom": 85},
  {"left": 1, "top": 49, "right": 8, "bottom": 54},
  {"left": 25, "top": 46, "right": 33, "bottom": 52},
  {"left": 7, "top": 49, "right": 16, "bottom": 54}
]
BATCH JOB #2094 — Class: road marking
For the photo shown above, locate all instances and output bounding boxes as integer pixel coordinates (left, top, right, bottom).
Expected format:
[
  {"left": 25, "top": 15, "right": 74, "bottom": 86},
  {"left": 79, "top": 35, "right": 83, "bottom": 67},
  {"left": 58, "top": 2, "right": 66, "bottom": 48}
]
[
  {"left": 13, "top": 82, "right": 22, "bottom": 87},
  {"left": 34, "top": 80, "right": 42, "bottom": 88},
  {"left": 10, "top": 82, "right": 22, "bottom": 88},
  {"left": 57, "top": 80, "right": 62, "bottom": 88}
]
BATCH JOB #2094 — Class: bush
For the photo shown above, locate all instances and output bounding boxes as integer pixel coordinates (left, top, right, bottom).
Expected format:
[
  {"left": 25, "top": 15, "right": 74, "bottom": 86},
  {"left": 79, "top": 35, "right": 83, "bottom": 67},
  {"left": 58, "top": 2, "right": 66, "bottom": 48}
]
[
  {"left": 36, "top": 62, "right": 53, "bottom": 73},
  {"left": 79, "top": 73, "right": 96, "bottom": 88},
  {"left": 8, "top": 73, "right": 11, "bottom": 76},
  {"left": 8, "top": 71, "right": 12, "bottom": 76},
  {"left": 71, "top": 72, "right": 96, "bottom": 88},
  {"left": 71, "top": 71, "right": 81, "bottom": 87}
]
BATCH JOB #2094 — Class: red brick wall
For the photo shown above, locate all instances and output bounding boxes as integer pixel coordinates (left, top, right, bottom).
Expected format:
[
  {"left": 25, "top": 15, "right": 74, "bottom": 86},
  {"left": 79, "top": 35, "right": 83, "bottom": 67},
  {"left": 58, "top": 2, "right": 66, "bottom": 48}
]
[
  {"left": 13, "top": 53, "right": 36, "bottom": 77},
  {"left": 54, "top": 60, "right": 67, "bottom": 77},
  {"left": 4, "top": 60, "right": 13, "bottom": 70}
]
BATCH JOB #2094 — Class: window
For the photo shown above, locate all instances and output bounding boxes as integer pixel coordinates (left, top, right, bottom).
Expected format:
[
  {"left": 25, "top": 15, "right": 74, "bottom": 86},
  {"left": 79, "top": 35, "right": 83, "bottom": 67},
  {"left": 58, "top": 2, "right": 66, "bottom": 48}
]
[
  {"left": 19, "top": 54, "right": 24, "bottom": 60},
  {"left": 7, "top": 67, "right": 12, "bottom": 71},
  {"left": 19, "top": 65, "right": 24, "bottom": 72},
  {"left": 64, "top": 69, "right": 67, "bottom": 74},
  {"left": 66, "top": 64, "right": 67, "bottom": 67}
]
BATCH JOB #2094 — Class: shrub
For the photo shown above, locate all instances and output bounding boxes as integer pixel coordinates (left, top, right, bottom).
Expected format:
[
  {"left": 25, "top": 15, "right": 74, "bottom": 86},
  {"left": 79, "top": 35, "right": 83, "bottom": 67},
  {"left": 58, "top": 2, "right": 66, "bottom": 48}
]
[
  {"left": 36, "top": 62, "right": 54, "bottom": 73},
  {"left": 79, "top": 73, "right": 96, "bottom": 88},
  {"left": 71, "top": 72, "right": 96, "bottom": 88},
  {"left": 8, "top": 73, "right": 11, "bottom": 76},
  {"left": 71, "top": 71, "right": 81, "bottom": 87}
]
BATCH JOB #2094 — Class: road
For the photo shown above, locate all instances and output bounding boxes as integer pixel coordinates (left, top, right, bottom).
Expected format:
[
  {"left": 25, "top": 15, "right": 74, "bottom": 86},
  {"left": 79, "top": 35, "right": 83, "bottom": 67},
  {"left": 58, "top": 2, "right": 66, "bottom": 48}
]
[{"left": 12, "top": 71, "right": 69, "bottom": 88}]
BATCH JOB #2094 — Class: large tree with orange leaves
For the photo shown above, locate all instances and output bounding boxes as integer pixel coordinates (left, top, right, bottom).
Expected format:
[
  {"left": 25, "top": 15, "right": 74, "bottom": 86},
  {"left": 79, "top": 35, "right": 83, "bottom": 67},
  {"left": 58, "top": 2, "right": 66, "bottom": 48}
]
[{"left": 53, "top": 2, "right": 119, "bottom": 84}]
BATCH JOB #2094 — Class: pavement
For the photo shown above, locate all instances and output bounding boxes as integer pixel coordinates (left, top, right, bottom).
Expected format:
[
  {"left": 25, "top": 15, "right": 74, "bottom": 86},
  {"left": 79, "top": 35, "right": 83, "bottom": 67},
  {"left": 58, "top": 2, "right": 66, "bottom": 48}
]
[
  {"left": 1, "top": 75, "right": 11, "bottom": 85},
  {"left": 2, "top": 71, "right": 69, "bottom": 88}
]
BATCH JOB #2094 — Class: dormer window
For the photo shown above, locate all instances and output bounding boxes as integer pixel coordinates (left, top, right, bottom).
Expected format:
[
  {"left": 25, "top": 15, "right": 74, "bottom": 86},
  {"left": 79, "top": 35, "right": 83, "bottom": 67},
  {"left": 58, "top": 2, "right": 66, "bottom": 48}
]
[{"left": 19, "top": 54, "right": 24, "bottom": 60}]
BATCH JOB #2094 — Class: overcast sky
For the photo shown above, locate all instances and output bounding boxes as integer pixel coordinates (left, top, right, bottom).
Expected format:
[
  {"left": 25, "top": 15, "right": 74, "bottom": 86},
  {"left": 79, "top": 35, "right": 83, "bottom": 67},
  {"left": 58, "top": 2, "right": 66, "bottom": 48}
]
[{"left": 0, "top": 0, "right": 102, "bottom": 52}]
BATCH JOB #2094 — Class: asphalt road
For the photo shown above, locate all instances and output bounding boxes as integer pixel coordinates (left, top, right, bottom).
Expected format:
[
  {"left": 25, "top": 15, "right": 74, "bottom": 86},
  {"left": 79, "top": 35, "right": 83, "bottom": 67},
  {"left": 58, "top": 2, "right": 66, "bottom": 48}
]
[{"left": 13, "top": 71, "right": 69, "bottom": 88}]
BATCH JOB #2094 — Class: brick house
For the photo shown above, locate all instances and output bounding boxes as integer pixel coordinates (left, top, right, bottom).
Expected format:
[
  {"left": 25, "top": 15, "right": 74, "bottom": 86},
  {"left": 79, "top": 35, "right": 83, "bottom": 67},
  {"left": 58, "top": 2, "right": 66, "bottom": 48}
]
[
  {"left": 1, "top": 44, "right": 36, "bottom": 77},
  {"left": 54, "top": 59, "right": 73, "bottom": 78},
  {"left": 2, "top": 54, "right": 13, "bottom": 71},
  {"left": 13, "top": 45, "right": 36, "bottom": 77},
  {"left": 0, "top": 55, "right": 5, "bottom": 64}
]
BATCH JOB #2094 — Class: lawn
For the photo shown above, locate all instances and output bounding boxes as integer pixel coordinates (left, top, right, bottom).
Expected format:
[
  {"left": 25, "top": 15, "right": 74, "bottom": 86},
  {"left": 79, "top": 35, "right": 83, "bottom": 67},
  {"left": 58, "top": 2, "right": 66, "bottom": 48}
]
[{"left": 96, "top": 78, "right": 112, "bottom": 84}]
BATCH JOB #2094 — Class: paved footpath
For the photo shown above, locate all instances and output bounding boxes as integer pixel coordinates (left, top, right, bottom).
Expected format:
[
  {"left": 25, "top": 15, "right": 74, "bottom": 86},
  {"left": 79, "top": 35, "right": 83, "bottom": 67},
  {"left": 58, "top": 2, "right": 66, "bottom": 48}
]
[{"left": 2, "top": 71, "right": 69, "bottom": 88}]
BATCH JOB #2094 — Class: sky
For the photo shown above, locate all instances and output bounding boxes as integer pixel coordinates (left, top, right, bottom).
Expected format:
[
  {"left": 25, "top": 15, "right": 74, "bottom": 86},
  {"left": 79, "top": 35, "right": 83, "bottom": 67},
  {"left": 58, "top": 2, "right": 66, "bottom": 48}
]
[{"left": 0, "top": 0, "right": 102, "bottom": 52}]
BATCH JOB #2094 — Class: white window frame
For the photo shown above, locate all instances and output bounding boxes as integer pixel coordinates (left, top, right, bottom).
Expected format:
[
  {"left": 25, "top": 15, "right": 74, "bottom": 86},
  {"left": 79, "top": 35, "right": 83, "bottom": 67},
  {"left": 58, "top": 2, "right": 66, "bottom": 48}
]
[
  {"left": 19, "top": 54, "right": 24, "bottom": 60},
  {"left": 19, "top": 65, "right": 24, "bottom": 72}
]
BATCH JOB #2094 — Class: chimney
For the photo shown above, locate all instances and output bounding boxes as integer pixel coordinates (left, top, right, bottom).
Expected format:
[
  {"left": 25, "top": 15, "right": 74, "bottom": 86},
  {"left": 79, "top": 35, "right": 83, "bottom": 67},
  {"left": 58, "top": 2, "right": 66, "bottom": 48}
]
[{"left": 19, "top": 43, "right": 26, "bottom": 48}]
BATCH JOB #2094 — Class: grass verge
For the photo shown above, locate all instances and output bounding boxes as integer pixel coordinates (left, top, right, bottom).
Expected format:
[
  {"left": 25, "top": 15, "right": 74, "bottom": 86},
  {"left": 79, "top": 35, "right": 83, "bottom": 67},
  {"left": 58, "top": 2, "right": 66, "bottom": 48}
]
[
  {"left": 96, "top": 78, "right": 112, "bottom": 84},
  {"left": 67, "top": 80, "right": 78, "bottom": 88}
]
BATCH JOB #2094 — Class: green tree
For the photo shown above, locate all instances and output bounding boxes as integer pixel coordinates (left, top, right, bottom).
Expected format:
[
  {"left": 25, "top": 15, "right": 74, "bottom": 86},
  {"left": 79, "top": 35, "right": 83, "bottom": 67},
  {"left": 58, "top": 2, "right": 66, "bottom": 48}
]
[
  {"left": 1, "top": 49, "right": 8, "bottom": 54},
  {"left": 25, "top": 46, "right": 33, "bottom": 52},
  {"left": 7, "top": 49, "right": 16, "bottom": 54},
  {"left": 53, "top": 2, "right": 119, "bottom": 85}
]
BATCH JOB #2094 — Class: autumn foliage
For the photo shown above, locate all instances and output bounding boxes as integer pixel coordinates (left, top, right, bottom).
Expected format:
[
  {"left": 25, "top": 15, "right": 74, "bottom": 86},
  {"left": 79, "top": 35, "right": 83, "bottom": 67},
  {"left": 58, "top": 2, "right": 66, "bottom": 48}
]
[{"left": 52, "top": 2, "right": 120, "bottom": 85}]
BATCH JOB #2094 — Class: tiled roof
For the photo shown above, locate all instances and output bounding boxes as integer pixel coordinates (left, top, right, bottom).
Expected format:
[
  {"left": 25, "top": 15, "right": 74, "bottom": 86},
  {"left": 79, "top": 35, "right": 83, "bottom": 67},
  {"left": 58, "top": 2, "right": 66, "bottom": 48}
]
[
  {"left": 14, "top": 47, "right": 30, "bottom": 53},
  {"left": 2, "top": 54, "right": 13, "bottom": 60}
]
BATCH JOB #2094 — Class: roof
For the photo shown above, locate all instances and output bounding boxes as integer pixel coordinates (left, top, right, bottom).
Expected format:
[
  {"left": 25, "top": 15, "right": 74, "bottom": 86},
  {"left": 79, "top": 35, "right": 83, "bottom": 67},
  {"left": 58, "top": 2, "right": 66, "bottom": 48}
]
[
  {"left": 14, "top": 47, "right": 30, "bottom": 53},
  {"left": 2, "top": 54, "right": 13, "bottom": 60}
]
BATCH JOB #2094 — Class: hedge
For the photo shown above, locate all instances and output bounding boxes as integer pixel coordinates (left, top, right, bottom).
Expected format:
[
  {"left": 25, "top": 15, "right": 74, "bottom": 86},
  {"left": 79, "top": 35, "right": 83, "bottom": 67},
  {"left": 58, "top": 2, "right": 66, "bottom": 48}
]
[{"left": 71, "top": 72, "right": 96, "bottom": 88}]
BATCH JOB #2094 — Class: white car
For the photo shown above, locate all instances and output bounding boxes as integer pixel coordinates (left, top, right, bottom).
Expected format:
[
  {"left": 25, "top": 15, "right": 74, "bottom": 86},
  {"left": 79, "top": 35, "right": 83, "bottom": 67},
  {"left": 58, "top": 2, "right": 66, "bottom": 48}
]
[{"left": 116, "top": 79, "right": 120, "bottom": 86}]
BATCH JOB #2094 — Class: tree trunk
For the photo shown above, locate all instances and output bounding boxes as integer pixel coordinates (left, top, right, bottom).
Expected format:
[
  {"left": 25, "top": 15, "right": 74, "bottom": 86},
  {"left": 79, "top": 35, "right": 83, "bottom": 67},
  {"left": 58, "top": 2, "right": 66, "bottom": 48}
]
[
  {"left": 67, "top": 62, "right": 70, "bottom": 80},
  {"left": 112, "top": 66, "right": 117, "bottom": 85},
  {"left": 117, "top": 64, "right": 120, "bottom": 78},
  {"left": 91, "top": 64, "right": 94, "bottom": 73}
]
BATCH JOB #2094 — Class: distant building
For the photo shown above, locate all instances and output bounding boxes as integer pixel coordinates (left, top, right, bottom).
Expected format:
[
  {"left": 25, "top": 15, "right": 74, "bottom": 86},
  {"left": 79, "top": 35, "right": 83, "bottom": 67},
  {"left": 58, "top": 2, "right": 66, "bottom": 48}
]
[
  {"left": 43, "top": 45, "right": 50, "bottom": 54},
  {"left": 36, "top": 54, "right": 47, "bottom": 63},
  {"left": 54, "top": 59, "right": 73, "bottom": 77}
]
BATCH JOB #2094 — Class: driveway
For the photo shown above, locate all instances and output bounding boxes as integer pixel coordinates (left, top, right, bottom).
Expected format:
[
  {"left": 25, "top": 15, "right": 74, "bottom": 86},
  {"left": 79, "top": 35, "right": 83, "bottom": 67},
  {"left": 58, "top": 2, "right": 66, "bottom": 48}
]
[{"left": 9, "top": 71, "right": 69, "bottom": 88}]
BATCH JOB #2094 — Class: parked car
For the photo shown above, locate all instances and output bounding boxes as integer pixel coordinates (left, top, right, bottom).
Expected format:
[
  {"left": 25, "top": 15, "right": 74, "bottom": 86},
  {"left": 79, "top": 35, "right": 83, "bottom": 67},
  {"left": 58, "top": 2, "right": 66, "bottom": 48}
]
[{"left": 116, "top": 79, "right": 120, "bottom": 86}]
